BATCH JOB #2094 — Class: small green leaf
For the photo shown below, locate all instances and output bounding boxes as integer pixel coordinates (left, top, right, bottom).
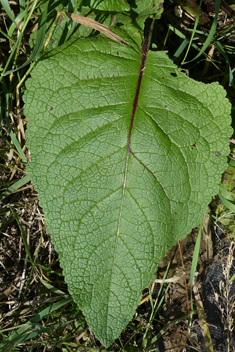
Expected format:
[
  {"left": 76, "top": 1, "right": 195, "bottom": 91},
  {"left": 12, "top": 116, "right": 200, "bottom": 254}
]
[
  {"left": 89, "top": 0, "right": 130, "bottom": 11},
  {"left": 132, "top": 0, "right": 163, "bottom": 28},
  {"left": 134, "top": 0, "right": 163, "bottom": 16},
  {"left": 24, "top": 34, "right": 232, "bottom": 346}
]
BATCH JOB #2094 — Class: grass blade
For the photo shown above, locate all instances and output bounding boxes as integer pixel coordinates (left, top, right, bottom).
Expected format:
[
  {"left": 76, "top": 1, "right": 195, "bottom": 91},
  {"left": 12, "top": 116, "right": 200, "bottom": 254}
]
[
  {"left": 10, "top": 206, "right": 32, "bottom": 261},
  {"left": 0, "top": 0, "right": 16, "bottom": 25},
  {"left": 2, "top": 77, "right": 28, "bottom": 162},
  {"left": 228, "top": 157, "right": 235, "bottom": 168},
  {"left": 1, "top": 0, "right": 39, "bottom": 78},
  {"left": 3, "top": 2, "right": 48, "bottom": 75},
  {"left": 218, "top": 192, "right": 235, "bottom": 213},
  {"left": 151, "top": 313, "right": 193, "bottom": 344},
  {"left": 0, "top": 297, "right": 73, "bottom": 351},
  {"left": 219, "top": 184, "right": 234, "bottom": 201},
  {"left": 187, "top": 0, "right": 221, "bottom": 62},
  {"left": 181, "top": 0, "right": 202, "bottom": 64},
  {"left": 172, "top": 37, "right": 189, "bottom": 61},
  {"left": 190, "top": 218, "right": 203, "bottom": 291},
  {"left": 0, "top": 175, "right": 31, "bottom": 200}
]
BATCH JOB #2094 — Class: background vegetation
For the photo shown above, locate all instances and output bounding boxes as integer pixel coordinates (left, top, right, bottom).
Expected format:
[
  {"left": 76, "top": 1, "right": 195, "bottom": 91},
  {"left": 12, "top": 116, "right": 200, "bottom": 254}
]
[{"left": 1, "top": 0, "right": 235, "bottom": 351}]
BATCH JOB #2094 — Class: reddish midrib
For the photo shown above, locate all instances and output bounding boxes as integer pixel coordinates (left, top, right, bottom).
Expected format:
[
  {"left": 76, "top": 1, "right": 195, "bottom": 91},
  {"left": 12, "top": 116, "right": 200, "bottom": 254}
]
[{"left": 127, "top": 19, "right": 154, "bottom": 151}]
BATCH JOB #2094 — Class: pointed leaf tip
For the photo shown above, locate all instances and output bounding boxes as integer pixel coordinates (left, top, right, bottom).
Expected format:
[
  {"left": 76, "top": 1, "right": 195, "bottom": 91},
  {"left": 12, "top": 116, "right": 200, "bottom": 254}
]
[{"left": 24, "top": 36, "right": 232, "bottom": 346}]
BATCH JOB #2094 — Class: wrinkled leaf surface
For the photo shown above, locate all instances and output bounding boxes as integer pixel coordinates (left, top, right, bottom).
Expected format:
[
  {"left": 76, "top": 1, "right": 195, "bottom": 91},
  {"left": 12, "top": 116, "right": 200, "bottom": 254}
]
[{"left": 24, "top": 36, "right": 231, "bottom": 346}]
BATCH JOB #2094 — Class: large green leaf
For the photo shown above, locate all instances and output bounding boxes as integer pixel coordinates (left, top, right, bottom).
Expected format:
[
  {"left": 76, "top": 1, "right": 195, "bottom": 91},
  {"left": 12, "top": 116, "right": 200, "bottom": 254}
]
[{"left": 24, "top": 35, "right": 232, "bottom": 346}]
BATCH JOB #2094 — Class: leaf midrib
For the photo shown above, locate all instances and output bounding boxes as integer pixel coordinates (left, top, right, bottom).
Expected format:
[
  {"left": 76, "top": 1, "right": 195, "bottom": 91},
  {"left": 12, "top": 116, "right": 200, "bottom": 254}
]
[{"left": 104, "top": 21, "right": 155, "bottom": 333}]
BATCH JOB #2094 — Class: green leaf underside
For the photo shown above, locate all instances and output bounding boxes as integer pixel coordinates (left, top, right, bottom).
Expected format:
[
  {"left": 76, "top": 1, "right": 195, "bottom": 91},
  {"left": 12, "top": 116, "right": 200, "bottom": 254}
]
[{"left": 24, "top": 37, "right": 231, "bottom": 346}]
